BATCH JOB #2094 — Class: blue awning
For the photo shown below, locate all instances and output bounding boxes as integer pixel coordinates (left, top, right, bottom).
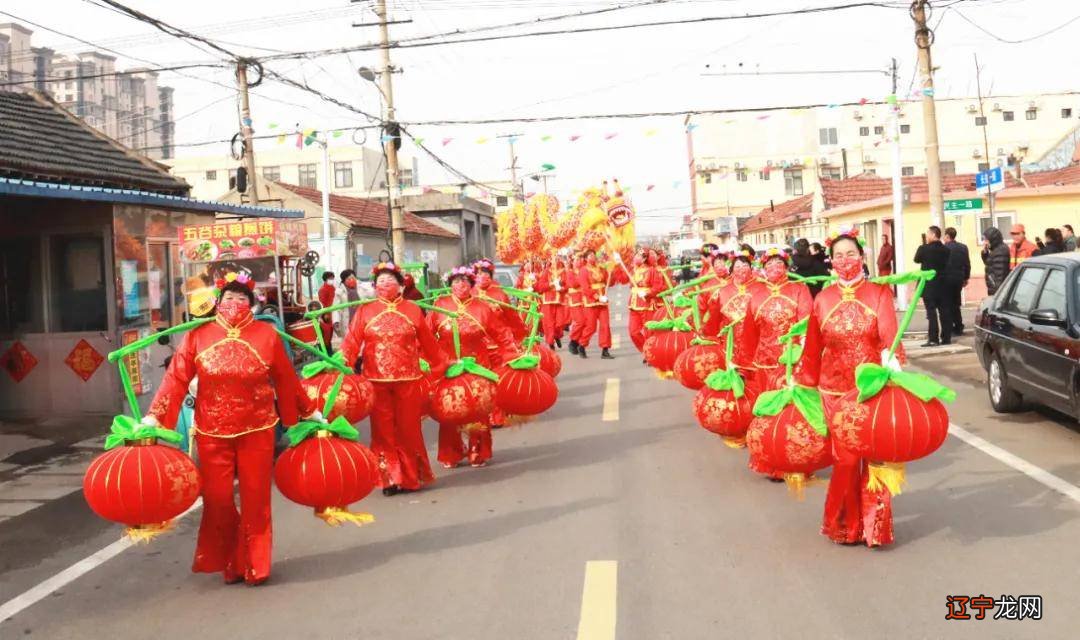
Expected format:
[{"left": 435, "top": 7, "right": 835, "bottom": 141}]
[{"left": 0, "top": 176, "right": 303, "bottom": 219}]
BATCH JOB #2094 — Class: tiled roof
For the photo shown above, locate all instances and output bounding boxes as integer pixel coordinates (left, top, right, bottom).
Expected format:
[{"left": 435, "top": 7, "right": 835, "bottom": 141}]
[
  {"left": 741, "top": 193, "right": 814, "bottom": 233},
  {"left": 0, "top": 90, "right": 188, "bottom": 194},
  {"left": 820, "top": 172, "right": 1027, "bottom": 210},
  {"left": 1022, "top": 163, "right": 1080, "bottom": 187},
  {"left": 275, "top": 182, "right": 459, "bottom": 239}
]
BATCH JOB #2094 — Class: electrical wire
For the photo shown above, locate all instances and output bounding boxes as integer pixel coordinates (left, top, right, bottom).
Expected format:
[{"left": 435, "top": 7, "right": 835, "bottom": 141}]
[
  {"left": 953, "top": 8, "right": 1080, "bottom": 44},
  {"left": 0, "top": 63, "right": 230, "bottom": 88}
]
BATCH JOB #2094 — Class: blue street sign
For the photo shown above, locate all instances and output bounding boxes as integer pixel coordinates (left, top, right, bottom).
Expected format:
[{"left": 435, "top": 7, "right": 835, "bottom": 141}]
[{"left": 976, "top": 167, "right": 1004, "bottom": 194}]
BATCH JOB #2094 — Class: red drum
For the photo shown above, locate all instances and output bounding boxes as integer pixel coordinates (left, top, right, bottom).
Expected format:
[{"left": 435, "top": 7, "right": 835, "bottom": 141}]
[{"left": 287, "top": 320, "right": 318, "bottom": 345}]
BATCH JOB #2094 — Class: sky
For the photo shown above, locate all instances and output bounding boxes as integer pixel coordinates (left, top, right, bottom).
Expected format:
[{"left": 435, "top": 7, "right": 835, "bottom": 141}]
[{"left": 3, "top": 0, "right": 1077, "bottom": 234}]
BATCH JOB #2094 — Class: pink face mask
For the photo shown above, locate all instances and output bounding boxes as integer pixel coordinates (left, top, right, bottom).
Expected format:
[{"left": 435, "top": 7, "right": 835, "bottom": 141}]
[
  {"left": 217, "top": 297, "right": 251, "bottom": 326},
  {"left": 832, "top": 255, "right": 864, "bottom": 281},
  {"left": 451, "top": 278, "right": 472, "bottom": 299},
  {"left": 732, "top": 260, "right": 753, "bottom": 284},
  {"left": 764, "top": 259, "right": 788, "bottom": 283},
  {"left": 713, "top": 260, "right": 730, "bottom": 278},
  {"left": 375, "top": 279, "right": 401, "bottom": 300},
  {"left": 632, "top": 255, "right": 645, "bottom": 266},
  {"left": 475, "top": 272, "right": 492, "bottom": 289}
]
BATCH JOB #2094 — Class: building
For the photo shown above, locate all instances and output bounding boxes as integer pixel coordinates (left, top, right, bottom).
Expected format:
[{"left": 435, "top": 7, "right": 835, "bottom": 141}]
[
  {"left": 687, "top": 92, "right": 1080, "bottom": 243},
  {"left": 168, "top": 145, "right": 420, "bottom": 201},
  {"left": 0, "top": 89, "right": 300, "bottom": 420},
  {"left": 0, "top": 22, "right": 175, "bottom": 160}
]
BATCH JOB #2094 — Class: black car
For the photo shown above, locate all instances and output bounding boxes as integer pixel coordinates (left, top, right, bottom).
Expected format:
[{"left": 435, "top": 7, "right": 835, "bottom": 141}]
[{"left": 974, "top": 253, "right": 1080, "bottom": 420}]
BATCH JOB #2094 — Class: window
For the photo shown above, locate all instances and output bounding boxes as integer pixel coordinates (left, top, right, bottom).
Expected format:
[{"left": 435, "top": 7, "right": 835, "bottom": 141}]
[
  {"left": 735, "top": 169, "right": 748, "bottom": 182},
  {"left": 333, "top": 161, "right": 353, "bottom": 188},
  {"left": 1026, "top": 108, "right": 1037, "bottom": 120},
  {"left": 1002, "top": 266, "right": 1046, "bottom": 315},
  {"left": 1036, "top": 269, "right": 1066, "bottom": 318},
  {"left": 49, "top": 234, "right": 107, "bottom": 332},
  {"left": 784, "top": 169, "right": 803, "bottom": 196},
  {"left": 1063, "top": 108, "right": 1073, "bottom": 119},
  {"left": 205, "top": 170, "right": 217, "bottom": 181},
  {"left": 758, "top": 170, "right": 771, "bottom": 181},
  {"left": 298, "top": 163, "right": 317, "bottom": 188},
  {"left": 900, "top": 124, "right": 911, "bottom": 134},
  {"left": 978, "top": 162, "right": 991, "bottom": 172},
  {"left": 874, "top": 126, "right": 884, "bottom": 135},
  {"left": 399, "top": 168, "right": 415, "bottom": 187},
  {"left": 703, "top": 173, "right": 712, "bottom": 184},
  {"left": 1003, "top": 111, "right": 1014, "bottom": 121},
  {"left": 262, "top": 166, "right": 280, "bottom": 181},
  {"left": 859, "top": 126, "right": 869, "bottom": 137},
  {"left": 818, "top": 127, "right": 838, "bottom": 145},
  {"left": 901, "top": 166, "right": 915, "bottom": 176},
  {"left": 940, "top": 161, "right": 956, "bottom": 176},
  {"left": 495, "top": 195, "right": 509, "bottom": 207},
  {"left": 0, "top": 238, "right": 44, "bottom": 333},
  {"left": 865, "top": 168, "right": 877, "bottom": 175},
  {"left": 975, "top": 116, "right": 987, "bottom": 126},
  {"left": 823, "top": 168, "right": 843, "bottom": 180},
  {"left": 702, "top": 220, "right": 715, "bottom": 231}
]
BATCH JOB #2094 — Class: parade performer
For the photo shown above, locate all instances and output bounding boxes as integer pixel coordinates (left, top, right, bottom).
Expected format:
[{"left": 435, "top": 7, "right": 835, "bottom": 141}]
[
  {"left": 566, "top": 254, "right": 586, "bottom": 355},
  {"left": 144, "top": 274, "right": 300, "bottom": 585},
  {"left": 696, "top": 250, "right": 731, "bottom": 323},
  {"left": 627, "top": 248, "right": 665, "bottom": 352},
  {"left": 577, "top": 249, "right": 614, "bottom": 359},
  {"left": 473, "top": 259, "right": 528, "bottom": 342},
  {"left": 429, "top": 267, "right": 518, "bottom": 467},
  {"left": 700, "top": 248, "right": 763, "bottom": 379},
  {"left": 804, "top": 231, "right": 905, "bottom": 547},
  {"left": 535, "top": 257, "right": 567, "bottom": 349},
  {"left": 340, "top": 262, "right": 447, "bottom": 495}
]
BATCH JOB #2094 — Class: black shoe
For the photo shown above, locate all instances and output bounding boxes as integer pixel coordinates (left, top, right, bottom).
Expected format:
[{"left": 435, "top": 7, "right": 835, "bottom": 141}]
[
  {"left": 642, "top": 358, "right": 647, "bottom": 365},
  {"left": 920, "top": 341, "right": 940, "bottom": 348},
  {"left": 555, "top": 338, "right": 562, "bottom": 349},
  {"left": 941, "top": 339, "right": 952, "bottom": 345},
  {"left": 382, "top": 485, "right": 401, "bottom": 496},
  {"left": 569, "top": 341, "right": 579, "bottom": 355},
  {"left": 579, "top": 347, "right": 588, "bottom": 359},
  {"left": 601, "top": 348, "right": 614, "bottom": 359},
  {"left": 953, "top": 328, "right": 965, "bottom": 336}
]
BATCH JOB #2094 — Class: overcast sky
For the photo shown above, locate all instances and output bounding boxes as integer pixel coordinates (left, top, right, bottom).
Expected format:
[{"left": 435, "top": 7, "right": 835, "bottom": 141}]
[{"left": 4, "top": 0, "right": 1075, "bottom": 233}]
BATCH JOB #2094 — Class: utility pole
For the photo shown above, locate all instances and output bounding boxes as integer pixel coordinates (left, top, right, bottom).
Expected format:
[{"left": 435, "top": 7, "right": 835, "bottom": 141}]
[
  {"left": 912, "top": 0, "right": 943, "bottom": 227},
  {"left": 499, "top": 133, "right": 523, "bottom": 200},
  {"left": 890, "top": 57, "right": 909, "bottom": 310},
  {"left": 375, "top": 0, "right": 405, "bottom": 264},
  {"left": 236, "top": 59, "right": 259, "bottom": 204},
  {"left": 318, "top": 133, "right": 332, "bottom": 270},
  {"left": 974, "top": 53, "right": 995, "bottom": 220}
]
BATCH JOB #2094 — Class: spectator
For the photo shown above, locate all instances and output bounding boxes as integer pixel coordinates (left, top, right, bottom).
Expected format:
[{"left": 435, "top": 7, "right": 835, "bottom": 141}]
[
  {"left": 1008, "top": 224, "right": 1038, "bottom": 267},
  {"left": 876, "top": 233, "right": 895, "bottom": 276},
  {"left": 791, "top": 238, "right": 829, "bottom": 297},
  {"left": 317, "top": 271, "right": 336, "bottom": 354},
  {"left": 943, "top": 227, "right": 970, "bottom": 336},
  {"left": 335, "top": 269, "right": 361, "bottom": 336},
  {"left": 981, "top": 227, "right": 1010, "bottom": 295},
  {"left": 1062, "top": 224, "right": 1077, "bottom": 252},
  {"left": 402, "top": 273, "right": 424, "bottom": 302},
  {"left": 1034, "top": 227, "right": 1065, "bottom": 255},
  {"left": 913, "top": 225, "right": 952, "bottom": 346},
  {"left": 810, "top": 242, "right": 830, "bottom": 272}
]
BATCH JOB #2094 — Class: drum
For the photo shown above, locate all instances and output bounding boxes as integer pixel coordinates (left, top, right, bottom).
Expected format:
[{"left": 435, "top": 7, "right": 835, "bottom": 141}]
[{"left": 287, "top": 320, "right": 318, "bottom": 345}]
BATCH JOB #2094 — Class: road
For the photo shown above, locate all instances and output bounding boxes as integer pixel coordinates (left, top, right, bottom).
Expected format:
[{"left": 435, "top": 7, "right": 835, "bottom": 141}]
[{"left": 2, "top": 291, "right": 1080, "bottom": 639}]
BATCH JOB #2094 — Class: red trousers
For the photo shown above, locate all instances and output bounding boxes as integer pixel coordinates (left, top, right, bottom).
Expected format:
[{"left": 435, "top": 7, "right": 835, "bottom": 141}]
[
  {"left": 193, "top": 428, "right": 275, "bottom": 584},
  {"left": 370, "top": 379, "right": 435, "bottom": 490},
  {"left": 541, "top": 303, "right": 564, "bottom": 347},
  {"left": 558, "top": 305, "right": 570, "bottom": 331},
  {"left": 579, "top": 305, "right": 612, "bottom": 349},
  {"left": 568, "top": 305, "right": 585, "bottom": 343},
  {"left": 438, "top": 424, "right": 492, "bottom": 467},
  {"left": 821, "top": 395, "right": 894, "bottom": 546},
  {"left": 628, "top": 309, "right": 651, "bottom": 352}
]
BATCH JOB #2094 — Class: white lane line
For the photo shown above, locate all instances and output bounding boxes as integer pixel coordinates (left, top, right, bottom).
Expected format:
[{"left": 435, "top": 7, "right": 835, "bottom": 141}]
[
  {"left": 613, "top": 313, "right": 623, "bottom": 322},
  {"left": 950, "top": 424, "right": 1080, "bottom": 504},
  {"left": 602, "top": 378, "right": 620, "bottom": 422},
  {"left": 576, "top": 560, "right": 618, "bottom": 640},
  {"left": 0, "top": 499, "right": 202, "bottom": 623}
]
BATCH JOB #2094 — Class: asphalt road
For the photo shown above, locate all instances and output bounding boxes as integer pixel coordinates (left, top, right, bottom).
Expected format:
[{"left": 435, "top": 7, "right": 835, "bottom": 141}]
[{"left": 2, "top": 291, "right": 1080, "bottom": 639}]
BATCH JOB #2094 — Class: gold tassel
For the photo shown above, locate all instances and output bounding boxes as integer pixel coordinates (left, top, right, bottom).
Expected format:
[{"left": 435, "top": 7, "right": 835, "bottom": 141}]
[
  {"left": 721, "top": 435, "right": 746, "bottom": 449},
  {"left": 314, "top": 507, "right": 375, "bottom": 527},
  {"left": 460, "top": 422, "right": 488, "bottom": 433},
  {"left": 505, "top": 414, "right": 536, "bottom": 427},
  {"left": 783, "top": 473, "right": 821, "bottom": 501},
  {"left": 654, "top": 370, "right": 674, "bottom": 380},
  {"left": 124, "top": 520, "right": 175, "bottom": 544},
  {"left": 866, "top": 462, "right": 906, "bottom": 496}
]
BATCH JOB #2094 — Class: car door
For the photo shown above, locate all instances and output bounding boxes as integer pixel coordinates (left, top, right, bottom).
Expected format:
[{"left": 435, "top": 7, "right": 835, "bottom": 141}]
[
  {"left": 991, "top": 264, "right": 1047, "bottom": 398},
  {"left": 1024, "top": 266, "right": 1076, "bottom": 413}
]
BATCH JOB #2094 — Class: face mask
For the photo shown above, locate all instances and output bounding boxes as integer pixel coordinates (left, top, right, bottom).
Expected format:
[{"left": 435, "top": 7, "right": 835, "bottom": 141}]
[
  {"left": 451, "top": 279, "right": 472, "bottom": 299},
  {"left": 217, "top": 297, "right": 251, "bottom": 326},
  {"left": 632, "top": 255, "right": 645, "bottom": 266},
  {"left": 475, "top": 272, "right": 492, "bottom": 289},
  {"left": 375, "top": 279, "right": 401, "bottom": 299},
  {"left": 586, "top": 255, "right": 597, "bottom": 265},
  {"left": 714, "top": 261, "right": 730, "bottom": 278},
  {"left": 832, "top": 255, "right": 864, "bottom": 281},
  {"left": 732, "top": 261, "right": 753, "bottom": 284},
  {"left": 345, "top": 277, "right": 357, "bottom": 289},
  {"left": 764, "top": 260, "right": 788, "bottom": 283}
]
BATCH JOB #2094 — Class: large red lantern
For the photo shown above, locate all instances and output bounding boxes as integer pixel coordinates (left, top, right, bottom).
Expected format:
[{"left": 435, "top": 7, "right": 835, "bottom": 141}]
[
  {"left": 83, "top": 439, "right": 201, "bottom": 540},
  {"left": 300, "top": 373, "right": 374, "bottom": 424},
  {"left": 692, "top": 386, "right": 754, "bottom": 447},
  {"left": 275, "top": 431, "right": 381, "bottom": 526},
  {"left": 674, "top": 342, "right": 726, "bottom": 390},
  {"left": 430, "top": 373, "right": 497, "bottom": 427},
  {"left": 746, "top": 404, "right": 832, "bottom": 499},
  {"left": 643, "top": 329, "right": 693, "bottom": 379},
  {"left": 495, "top": 365, "right": 558, "bottom": 417},
  {"left": 535, "top": 342, "right": 562, "bottom": 378}
]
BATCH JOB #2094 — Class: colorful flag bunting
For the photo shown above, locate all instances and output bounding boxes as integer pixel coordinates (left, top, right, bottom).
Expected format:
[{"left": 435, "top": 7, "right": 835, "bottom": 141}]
[
  {"left": 604, "top": 132, "right": 618, "bottom": 140},
  {"left": 569, "top": 135, "right": 581, "bottom": 142},
  {"left": 646, "top": 185, "right": 655, "bottom": 191},
  {"left": 276, "top": 134, "right": 286, "bottom": 144},
  {"left": 413, "top": 137, "right": 425, "bottom": 146},
  {"left": 442, "top": 137, "right": 453, "bottom": 146},
  {"left": 331, "top": 130, "right": 343, "bottom": 138},
  {"left": 268, "top": 122, "right": 279, "bottom": 130},
  {"left": 686, "top": 123, "right": 699, "bottom": 132},
  {"left": 541, "top": 135, "right": 552, "bottom": 142},
  {"left": 476, "top": 137, "right": 489, "bottom": 144}
]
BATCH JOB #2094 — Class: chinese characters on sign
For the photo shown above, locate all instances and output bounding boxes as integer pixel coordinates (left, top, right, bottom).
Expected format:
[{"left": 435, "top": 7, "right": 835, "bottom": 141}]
[
  {"left": 178, "top": 219, "right": 307, "bottom": 263},
  {"left": 946, "top": 595, "right": 1042, "bottom": 621},
  {"left": 943, "top": 198, "right": 983, "bottom": 212},
  {"left": 121, "top": 330, "right": 143, "bottom": 395}
]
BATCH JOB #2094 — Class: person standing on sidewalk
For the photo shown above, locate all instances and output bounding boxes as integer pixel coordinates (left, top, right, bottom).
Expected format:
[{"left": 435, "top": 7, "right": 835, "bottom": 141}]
[
  {"left": 876, "top": 234, "right": 895, "bottom": 277},
  {"left": 943, "top": 227, "right": 970, "bottom": 336},
  {"left": 1009, "top": 224, "right": 1038, "bottom": 268},
  {"left": 1062, "top": 224, "right": 1077, "bottom": 252},
  {"left": 913, "top": 226, "right": 952, "bottom": 347},
  {"left": 981, "top": 227, "right": 1011, "bottom": 295}
]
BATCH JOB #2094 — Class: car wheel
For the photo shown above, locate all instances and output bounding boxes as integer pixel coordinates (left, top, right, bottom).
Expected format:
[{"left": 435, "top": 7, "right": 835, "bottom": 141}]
[{"left": 988, "top": 354, "right": 1022, "bottom": 413}]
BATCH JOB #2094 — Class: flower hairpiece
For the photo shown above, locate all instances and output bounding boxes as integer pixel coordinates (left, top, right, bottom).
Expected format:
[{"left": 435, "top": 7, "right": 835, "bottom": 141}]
[
  {"left": 472, "top": 259, "right": 495, "bottom": 274},
  {"left": 371, "top": 261, "right": 400, "bottom": 276},
  {"left": 444, "top": 266, "right": 476, "bottom": 284},
  {"left": 762, "top": 247, "right": 790, "bottom": 261},
  {"left": 212, "top": 271, "right": 255, "bottom": 297},
  {"left": 824, "top": 227, "right": 866, "bottom": 248}
]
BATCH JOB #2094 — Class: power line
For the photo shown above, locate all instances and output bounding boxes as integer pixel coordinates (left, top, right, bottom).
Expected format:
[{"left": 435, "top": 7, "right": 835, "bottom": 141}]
[
  {"left": 953, "top": 8, "right": 1080, "bottom": 44},
  {"left": 81, "top": 0, "right": 238, "bottom": 60},
  {"left": 0, "top": 63, "right": 229, "bottom": 88}
]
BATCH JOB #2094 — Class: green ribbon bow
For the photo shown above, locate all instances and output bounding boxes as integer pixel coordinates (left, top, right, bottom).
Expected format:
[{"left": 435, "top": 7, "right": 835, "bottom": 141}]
[
  {"left": 445, "top": 356, "right": 500, "bottom": 382},
  {"left": 286, "top": 415, "right": 360, "bottom": 448},
  {"left": 778, "top": 344, "right": 804, "bottom": 366},
  {"left": 871, "top": 269, "right": 937, "bottom": 286},
  {"left": 302, "top": 351, "right": 347, "bottom": 379},
  {"left": 508, "top": 354, "right": 541, "bottom": 370},
  {"left": 854, "top": 363, "right": 957, "bottom": 404},
  {"left": 704, "top": 368, "right": 746, "bottom": 399},
  {"left": 645, "top": 316, "right": 693, "bottom": 332},
  {"left": 673, "top": 295, "right": 696, "bottom": 308},
  {"left": 419, "top": 358, "right": 431, "bottom": 374},
  {"left": 104, "top": 415, "right": 183, "bottom": 450},
  {"left": 788, "top": 273, "right": 836, "bottom": 286},
  {"left": 752, "top": 384, "right": 827, "bottom": 437},
  {"left": 522, "top": 335, "right": 544, "bottom": 347},
  {"left": 690, "top": 336, "right": 718, "bottom": 347}
]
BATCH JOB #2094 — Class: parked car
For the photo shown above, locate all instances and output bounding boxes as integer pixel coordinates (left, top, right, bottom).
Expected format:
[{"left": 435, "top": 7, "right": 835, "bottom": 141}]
[
  {"left": 494, "top": 263, "right": 519, "bottom": 288},
  {"left": 974, "top": 253, "right": 1080, "bottom": 420}
]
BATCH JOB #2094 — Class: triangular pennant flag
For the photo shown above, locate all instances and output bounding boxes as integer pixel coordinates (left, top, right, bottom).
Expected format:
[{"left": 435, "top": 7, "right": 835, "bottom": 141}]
[
  {"left": 646, "top": 185, "right": 655, "bottom": 191},
  {"left": 686, "top": 123, "right": 699, "bottom": 132},
  {"left": 540, "top": 135, "right": 552, "bottom": 142},
  {"left": 331, "top": 130, "right": 343, "bottom": 138},
  {"left": 413, "top": 137, "right": 425, "bottom": 146},
  {"left": 476, "top": 137, "right": 489, "bottom": 144},
  {"left": 295, "top": 132, "right": 303, "bottom": 149},
  {"left": 507, "top": 135, "right": 520, "bottom": 144},
  {"left": 268, "top": 122, "right": 279, "bottom": 130},
  {"left": 604, "top": 132, "right": 618, "bottom": 140},
  {"left": 276, "top": 134, "right": 286, "bottom": 144},
  {"left": 442, "top": 137, "right": 453, "bottom": 146},
  {"left": 569, "top": 135, "right": 581, "bottom": 142},
  {"left": 859, "top": 98, "right": 869, "bottom": 105},
  {"left": 645, "top": 129, "right": 658, "bottom": 137}
]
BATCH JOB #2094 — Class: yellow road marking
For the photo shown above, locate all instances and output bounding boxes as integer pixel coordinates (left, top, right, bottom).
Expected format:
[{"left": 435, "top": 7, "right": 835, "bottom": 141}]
[
  {"left": 576, "top": 561, "right": 618, "bottom": 640},
  {"left": 602, "top": 378, "right": 620, "bottom": 422}
]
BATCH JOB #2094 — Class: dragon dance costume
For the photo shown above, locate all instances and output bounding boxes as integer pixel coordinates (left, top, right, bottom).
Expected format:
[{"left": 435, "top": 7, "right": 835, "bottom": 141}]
[
  {"left": 534, "top": 260, "right": 568, "bottom": 349},
  {"left": 576, "top": 257, "right": 612, "bottom": 352}
]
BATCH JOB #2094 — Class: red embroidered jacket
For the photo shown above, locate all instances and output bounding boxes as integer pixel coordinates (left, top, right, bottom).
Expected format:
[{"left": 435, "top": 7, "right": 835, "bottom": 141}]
[
  {"left": 339, "top": 296, "right": 446, "bottom": 382},
  {"left": 428, "top": 294, "right": 518, "bottom": 366}
]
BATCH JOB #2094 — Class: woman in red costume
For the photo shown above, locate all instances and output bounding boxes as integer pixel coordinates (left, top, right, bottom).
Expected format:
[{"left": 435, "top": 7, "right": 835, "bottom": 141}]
[
  {"left": 565, "top": 255, "right": 585, "bottom": 355},
  {"left": 696, "top": 250, "right": 731, "bottom": 324},
  {"left": 340, "top": 262, "right": 447, "bottom": 495},
  {"left": 627, "top": 248, "right": 665, "bottom": 352},
  {"left": 804, "top": 232, "right": 904, "bottom": 547},
  {"left": 700, "top": 247, "right": 765, "bottom": 381},
  {"left": 429, "top": 267, "right": 518, "bottom": 467},
  {"left": 534, "top": 257, "right": 567, "bottom": 349},
  {"left": 145, "top": 274, "right": 300, "bottom": 585}
]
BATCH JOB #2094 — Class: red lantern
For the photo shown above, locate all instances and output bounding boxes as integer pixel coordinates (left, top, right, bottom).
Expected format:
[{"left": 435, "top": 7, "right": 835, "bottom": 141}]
[
  {"left": 674, "top": 343, "right": 726, "bottom": 390},
  {"left": 643, "top": 329, "right": 693, "bottom": 378},
  {"left": 692, "top": 386, "right": 754, "bottom": 447},
  {"left": 83, "top": 440, "right": 201, "bottom": 538},
  {"left": 274, "top": 432, "right": 381, "bottom": 526},
  {"left": 536, "top": 342, "right": 562, "bottom": 378},
  {"left": 300, "top": 373, "right": 374, "bottom": 424},
  {"left": 430, "top": 373, "right": 497, "bottom": 426},
  {"left": 746, "top": 404, "right": 833, "bottom": 498},
  {"left": 831, "top": 385, "right": 949, "bottom": 462},
  {"left": 495, "top": 366, "right": 558, "bottom": 416}
]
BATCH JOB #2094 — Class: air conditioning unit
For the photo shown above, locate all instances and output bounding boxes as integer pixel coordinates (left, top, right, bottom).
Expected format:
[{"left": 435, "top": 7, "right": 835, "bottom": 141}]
[
  {"left": 819, "top": 156, "right": 830, "bottom": 165},
  {"left": 992, "top": 103, "right": 1002, "bottom": 112},
  {"left": 863, "top": 154, "right": 875, "bottom": 163},
  {"left": 733, "top": 161, "right": 743, "bottom": 169},
  {"left": 966, "top": 104, "right": 978, "bottom": 113},
  {"left": 972, "top": 148, "right": 983, "bottom": 158},
  {"left": 1028, "top": 100, "right": 1038, "bottom": 109},
  {"left": 853, "top": 110, "right": 863, "bottom": 120},
  {"left": 766, "top": 159, "right": 774, "bottom": 167},
  {"left": 792, "top": 159, "right": 802, "bottom": 166},
  {"left": 695, "top": 163, "right": 705, "bottom": 172},
  {"left": 997, "top": 147, "right": 1006, "bottom": 155},
  {"left": 707, "top": 162, "right": 718, "bottom": 171}
]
